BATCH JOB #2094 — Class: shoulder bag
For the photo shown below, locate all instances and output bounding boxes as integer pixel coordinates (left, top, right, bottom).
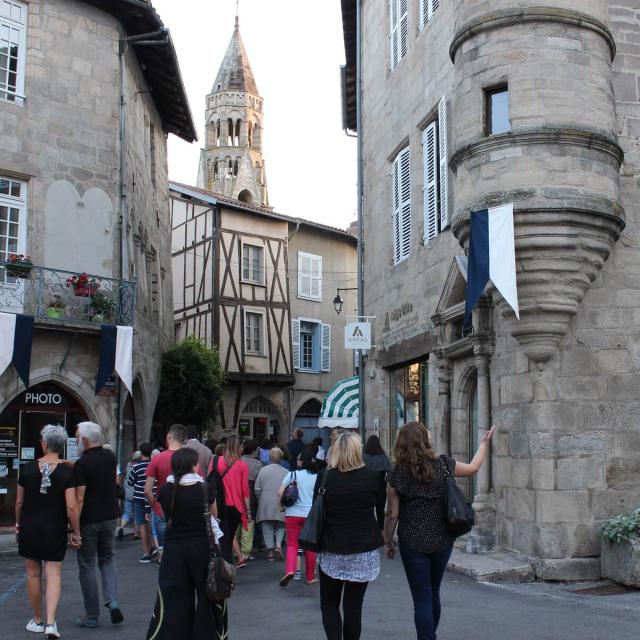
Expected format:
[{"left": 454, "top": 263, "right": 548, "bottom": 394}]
[
  {"left": 201, "top": 483, "right": 236, "bottom": 601},
  {"left": 280, "top": 470, "right": 299, "bottom": 508},
  {"left": 443, "top": 458, "right": 474, "bottom": 538},
  {"left": 299, "top": 469, "right": 329, "bottom": 552}
]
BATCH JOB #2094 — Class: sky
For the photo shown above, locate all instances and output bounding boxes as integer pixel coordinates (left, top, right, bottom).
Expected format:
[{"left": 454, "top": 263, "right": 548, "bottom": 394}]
[{"left": 153, "top": 0, "right": 357, "bottom": 230}]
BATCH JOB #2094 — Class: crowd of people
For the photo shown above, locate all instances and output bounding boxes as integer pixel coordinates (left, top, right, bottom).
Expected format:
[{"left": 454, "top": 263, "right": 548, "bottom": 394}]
[{"left": 14, "top": 419, "right": 494, "bottom": 640}]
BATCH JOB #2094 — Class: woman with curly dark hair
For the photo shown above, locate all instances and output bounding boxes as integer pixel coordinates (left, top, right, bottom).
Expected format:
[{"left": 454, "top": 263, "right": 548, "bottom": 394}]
[{"left": 383, "top": 421, "right": 494, "bottom": 640}]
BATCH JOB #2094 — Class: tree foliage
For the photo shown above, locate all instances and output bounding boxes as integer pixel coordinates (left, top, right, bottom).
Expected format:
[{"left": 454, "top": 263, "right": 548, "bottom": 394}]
[{"left": 156, "top": 337, "right": 224, "bottom": 428}]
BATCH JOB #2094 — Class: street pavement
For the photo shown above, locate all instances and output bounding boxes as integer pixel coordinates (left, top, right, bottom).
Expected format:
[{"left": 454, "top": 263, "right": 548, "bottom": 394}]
[{"left": 0, "top": 534, "right": 639, "bottom": 639}]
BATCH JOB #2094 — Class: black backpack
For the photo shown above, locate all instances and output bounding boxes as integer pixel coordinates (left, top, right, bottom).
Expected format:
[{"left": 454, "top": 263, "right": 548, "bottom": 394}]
[{"left": 207, "top": 456, "right": 234, "bottom": 517}]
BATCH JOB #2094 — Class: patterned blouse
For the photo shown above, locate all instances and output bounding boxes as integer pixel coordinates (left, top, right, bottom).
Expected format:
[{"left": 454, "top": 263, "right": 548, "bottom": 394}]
[
  {"left": 318, "top": 550, "right": 380, "bottom": 583},
  {"left": 388, "top": 456, "right": 456, "bottom": 554}
]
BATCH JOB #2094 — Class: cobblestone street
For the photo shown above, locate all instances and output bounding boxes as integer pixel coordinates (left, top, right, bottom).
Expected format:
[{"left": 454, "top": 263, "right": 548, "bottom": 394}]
[{"left": 1, "top": 535, "right": 639, "bottom": 639}]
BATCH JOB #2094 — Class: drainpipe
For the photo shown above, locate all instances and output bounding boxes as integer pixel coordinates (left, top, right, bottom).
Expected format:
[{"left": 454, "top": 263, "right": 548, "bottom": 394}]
[{"left": 115, "top": 27, "right": 169, "bottom": 466}]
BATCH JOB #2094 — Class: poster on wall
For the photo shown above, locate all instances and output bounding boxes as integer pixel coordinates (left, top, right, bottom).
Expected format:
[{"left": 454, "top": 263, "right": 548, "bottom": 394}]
[
  {"left": 238, "top": 419, "right": 250, "bottom": 437},
  {"left": 0, "top": 463, "right": 7, "bottom": 494},
  {"left": 21, "top": 447, "right": 35, "bottom": 460},
  {"left": 66, "top": 438, "right": 79, "bottom": 462},
  {"left": 0, "top": 428, "right": 18, "bottom": 459}
]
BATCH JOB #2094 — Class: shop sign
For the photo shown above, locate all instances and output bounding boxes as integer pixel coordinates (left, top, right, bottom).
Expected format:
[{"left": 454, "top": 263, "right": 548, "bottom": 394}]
[
  {"left": 0, "top": 429, "right": 18, "bottom": 459},
  {"left": 344, "top": 322, "right": 372, "bottom": 350},
  {"left": 238, "top": 419, "right": 251, "bottom": 437},
  {"left": 12, "top": 386, "right": 75, "bottom": 409},
  {"left": 97, "top": 375, "right": 118, "bottom": 398}
]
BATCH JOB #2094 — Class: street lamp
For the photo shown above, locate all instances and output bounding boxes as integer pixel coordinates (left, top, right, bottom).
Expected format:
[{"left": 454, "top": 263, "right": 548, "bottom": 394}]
[{"left": 333, "top": 288, "right": 358, "bottom": 315}]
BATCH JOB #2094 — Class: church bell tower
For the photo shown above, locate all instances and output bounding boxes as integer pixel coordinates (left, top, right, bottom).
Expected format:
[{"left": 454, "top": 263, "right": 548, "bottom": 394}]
[{"left": 197, "top": 16, "right": 269, "bottom": 207}]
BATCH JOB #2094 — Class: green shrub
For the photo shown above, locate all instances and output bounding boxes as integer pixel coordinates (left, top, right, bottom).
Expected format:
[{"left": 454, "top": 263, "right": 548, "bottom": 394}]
[{"left": 601, "top": 509, "right": 640, "bottom": 544}]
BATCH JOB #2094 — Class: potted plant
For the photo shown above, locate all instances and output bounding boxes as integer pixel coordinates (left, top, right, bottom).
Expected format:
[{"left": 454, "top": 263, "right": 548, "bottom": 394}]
[
  {"left": 66, "top": 272, "right": 99, "bottom": 297},
  {"left": 45, "top": 294, "right": 65, "bottom": 319},
  {"left": 601, "top": 509, "right": 640, "bottom": 587},
  {"left": 5, "top": 253, "right": 33, "bottom": 279},
  {"left": 89, "top": 291, "right": 116, "bottom": 322}
]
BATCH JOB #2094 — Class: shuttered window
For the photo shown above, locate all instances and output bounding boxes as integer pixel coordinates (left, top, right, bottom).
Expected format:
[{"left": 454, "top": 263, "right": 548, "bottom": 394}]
[
  {"left": 298, "top": 251, "right": 322, "bottom": 301},
  {"left": 292, "top": 318, "right": 330, "bottom": 372},
  {"left": 389, "top": 0, "right": 408, "bottom": 71},
  {"left": 392, "top": 146, "right": 411, "bottom": 265},
  {"left": 423, "top": 95, "right": 449, "bottom": 243},
  {"left": 419, "top": 0, "right": 440, "bottom": 30}
]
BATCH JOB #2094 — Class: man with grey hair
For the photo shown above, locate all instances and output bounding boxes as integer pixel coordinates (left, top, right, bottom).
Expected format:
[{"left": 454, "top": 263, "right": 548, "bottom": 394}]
[{"left": 74, "top": 422, "right": 123, "bottom": 628}]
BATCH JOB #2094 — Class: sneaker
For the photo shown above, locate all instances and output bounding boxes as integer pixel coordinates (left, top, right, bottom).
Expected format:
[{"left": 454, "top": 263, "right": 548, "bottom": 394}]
[
  {"left": 75, "top": 617, "right": 99, "bottom": 628},
  {"left": 105, "top": 602, "right": 124, "bottom": 625},
  {"left": 26, "top": 619, "right": 44, "bottom": 633},
  {"left": 116, "top": 527, "right": 124, "bottom": 541},
  {"left": 139, "top": 553, "right": 152, "bottom": 564},
  {"left": 293, "top": 570, "right": 302, "bottom": 581},
  {"left": 149, "top": 547, "right": 159, "bottom": 559},
  {"left": 44, "top": 622, "right": 60, "bottom": 639}
]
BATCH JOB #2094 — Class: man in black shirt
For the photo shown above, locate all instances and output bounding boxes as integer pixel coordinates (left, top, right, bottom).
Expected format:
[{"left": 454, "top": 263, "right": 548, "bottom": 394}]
[
  {"left": 286, "top": 428, "right": 306, "bottom": 465},
  {"left": 74, "top": 422, "right": 123, "bottom": 628}
]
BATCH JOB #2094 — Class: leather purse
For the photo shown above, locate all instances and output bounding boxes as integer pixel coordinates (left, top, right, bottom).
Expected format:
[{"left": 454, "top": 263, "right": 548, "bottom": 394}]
[
  {"left": 299, "top": 469, "right": 329, "bottom": 552},
  {"left": 444, "top": 466, "right": 475, "bottom": 538},
  {"left": 280, "top": 470, "right": 299, "bottom": 508}
]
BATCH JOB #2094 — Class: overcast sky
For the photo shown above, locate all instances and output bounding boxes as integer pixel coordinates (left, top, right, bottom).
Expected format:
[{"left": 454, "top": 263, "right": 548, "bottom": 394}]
[{"left": 153, "top": 0, "right": 357, "bottom": 229}]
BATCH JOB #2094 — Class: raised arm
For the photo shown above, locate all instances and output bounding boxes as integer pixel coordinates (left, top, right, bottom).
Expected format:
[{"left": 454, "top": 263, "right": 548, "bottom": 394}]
[{"left": 454, "top": 426, "right": 496, "bottom": 477}]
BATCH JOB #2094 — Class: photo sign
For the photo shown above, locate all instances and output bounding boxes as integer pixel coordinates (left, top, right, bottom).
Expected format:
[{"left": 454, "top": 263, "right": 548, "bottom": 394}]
[{"left": 344, "top": 322, "right": 372, "bottom": 350}]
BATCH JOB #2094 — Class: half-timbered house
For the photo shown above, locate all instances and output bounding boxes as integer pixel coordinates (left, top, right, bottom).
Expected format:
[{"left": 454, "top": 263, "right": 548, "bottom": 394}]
[{"left": 170, "top": 182, "right": 357, "bottom": 442}]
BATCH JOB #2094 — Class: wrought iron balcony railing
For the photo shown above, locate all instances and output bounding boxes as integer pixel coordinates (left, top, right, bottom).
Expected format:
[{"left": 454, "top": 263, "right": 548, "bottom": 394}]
[{"left": 0, "top": 262, "right": 136, "bottom": 328}]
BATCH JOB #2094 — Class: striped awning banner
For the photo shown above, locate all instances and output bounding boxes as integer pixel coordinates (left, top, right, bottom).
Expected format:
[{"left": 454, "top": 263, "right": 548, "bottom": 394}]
[{"left": 318, "top": 376, "right": 359, "bottom": 429}]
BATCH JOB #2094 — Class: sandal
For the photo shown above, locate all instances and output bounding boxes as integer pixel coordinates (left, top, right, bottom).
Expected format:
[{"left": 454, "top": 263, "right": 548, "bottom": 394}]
[
  {"left": 279, "top": 572, "right": 295, "bottom": 587},
  {"left": 307, "top": 578, "right": 319, "bottom": 585}
]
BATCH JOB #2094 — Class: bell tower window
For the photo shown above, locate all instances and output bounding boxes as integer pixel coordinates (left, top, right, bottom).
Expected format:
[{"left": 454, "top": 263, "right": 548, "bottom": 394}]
[{"left": 235, "top": 119, "right": 241, "bottom": 146}]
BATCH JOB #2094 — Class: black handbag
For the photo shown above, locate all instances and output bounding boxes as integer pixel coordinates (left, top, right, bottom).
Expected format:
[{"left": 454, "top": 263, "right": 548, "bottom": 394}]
[
  {"left": 444, "top": 465, "right": 475, "bottom": 538},
  {"left": 299, "top": 469, "right": 329, "bottom": 552},
  {"left": 201, "top": 483, "right": 236, "bottom": 601},
  {"left": 280, "top": 470, "right": 299, "bottom": 508}
]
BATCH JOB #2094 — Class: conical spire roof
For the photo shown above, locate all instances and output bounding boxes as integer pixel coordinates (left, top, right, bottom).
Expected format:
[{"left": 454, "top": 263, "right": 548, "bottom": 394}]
[{"left": 212, "top": 17, "right": 258, "bottom": 95}]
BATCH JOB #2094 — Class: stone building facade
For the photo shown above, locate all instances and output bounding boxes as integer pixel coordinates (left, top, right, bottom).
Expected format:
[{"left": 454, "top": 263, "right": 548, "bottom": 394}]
[
  {"left": 197, "top": 18, "right": 269, "bottom": 207},
  {"left": 171, "top": 182, "right": 357, "bottom": 445},
  {"left": 341, "top": 0, "right": 640, "bottom": 579},
  {"left": 0, "top": 0, "right": 195, "bottom": 524}
]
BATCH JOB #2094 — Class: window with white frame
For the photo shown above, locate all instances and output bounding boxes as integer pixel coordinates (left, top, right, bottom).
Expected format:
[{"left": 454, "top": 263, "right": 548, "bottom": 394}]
[
  {"left": 298, "top": 251, "right": 322, "bottom": 301},
  {"left": 419, "top": 0, "right": 440, "bottom": 30},
  {"left": 244, "top": 311, "right": 264, "bottom": 355},
  {"left": 0, "top": 175, "right": 26, "bottom": 283},
  {"left": 241, "top": 242, "right": 264, "bottom": 285},
  {"left": 0, "top": 1, "right": 27, "bottom": 104},
  {"left": 292, "top": 318, "right": 331, "bottom": 373},
  {"left": 392, "top": 146, "right": 411, "bottom": 265},
  {"left": 423, "top": 96, "right": 449, "bottom": 243},
  {"left": 389, "top": 0, "right": 408, "bottom": 71}
]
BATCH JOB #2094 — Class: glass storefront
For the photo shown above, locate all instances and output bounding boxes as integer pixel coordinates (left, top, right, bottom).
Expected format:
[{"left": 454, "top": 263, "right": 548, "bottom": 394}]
[
  {"left": 0, "top": 382, "right": 89, "bottom": 526},
  {"left": 390, "top": 360, "right": 429, "bottom": 446}
]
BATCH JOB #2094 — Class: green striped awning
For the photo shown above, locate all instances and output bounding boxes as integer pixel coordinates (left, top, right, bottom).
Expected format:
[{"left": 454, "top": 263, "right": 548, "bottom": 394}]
[{"left": 318, "top": 376, "right": 359, "bottom": 429}]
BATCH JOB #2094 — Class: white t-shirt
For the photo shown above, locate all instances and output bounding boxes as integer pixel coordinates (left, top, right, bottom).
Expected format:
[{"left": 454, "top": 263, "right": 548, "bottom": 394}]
[{"left": 281, "top": 469, "right": 318, "bottom": 518}]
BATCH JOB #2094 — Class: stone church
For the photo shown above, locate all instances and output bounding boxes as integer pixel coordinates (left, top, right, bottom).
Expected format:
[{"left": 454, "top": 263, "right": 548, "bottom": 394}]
[
  {"left": 340, "top": 0, "right": 640, "bottom": 581},
  {"left": 197, "top": 17, "right": 269, "bottom": 207}
]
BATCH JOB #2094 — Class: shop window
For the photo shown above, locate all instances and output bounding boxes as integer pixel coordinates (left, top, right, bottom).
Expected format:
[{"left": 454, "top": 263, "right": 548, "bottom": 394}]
[{"left": 390, "top": 360, "right": 429, "bottom": 443}]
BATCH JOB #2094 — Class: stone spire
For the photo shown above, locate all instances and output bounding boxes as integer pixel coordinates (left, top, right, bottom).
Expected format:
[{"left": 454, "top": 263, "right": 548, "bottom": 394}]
[{"left": 197, "top": 17, "right": 269, "bottom": 207}]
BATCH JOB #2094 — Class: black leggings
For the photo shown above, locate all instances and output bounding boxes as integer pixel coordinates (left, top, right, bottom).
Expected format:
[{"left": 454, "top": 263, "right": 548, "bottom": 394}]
[
  {"left": 319, "top": 568, "right": 369, "bottom": 640},
  {"left": 220, "top": 506, "right": 241, "bottom": 563}
]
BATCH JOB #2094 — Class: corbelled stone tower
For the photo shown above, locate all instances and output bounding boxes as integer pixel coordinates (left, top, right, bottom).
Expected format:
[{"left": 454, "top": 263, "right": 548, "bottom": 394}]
[{"left": 197, "top": 16, "right": 269, "bottom": 206}]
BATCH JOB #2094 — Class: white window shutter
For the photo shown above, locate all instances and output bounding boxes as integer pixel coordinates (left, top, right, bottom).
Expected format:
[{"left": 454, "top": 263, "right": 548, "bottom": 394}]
[
  {"left": 392, "top": 153, "right": 401, "bottom": 264},
  {"left": 298, "top": 251, "right": 310, "bottom": 298},
  {"left": 399, "top": 147, "right": 411, "bottom": 261},
  {"left": 423, "top": 122, "right": 438, "bottom": 242},
  {"left": 321, "top": 323, "right": 331, "bottom": 372},
  {"left": 420, "top": 0, "right": 428, "bottom": 29},
  {"left": 438, "top": 95, "right": 449, "bottom": 230},
  {"left": 389, "top": 0, "right": 398, "bottom": 70},
  {"left": 292, "top": 319, "right": 300, "bottom": 370},
  {"left": 311, "top": 255, "right": 322, "bottom": 300},
  {"left": 399, "top": 0, "right": 408, "bottom": 61}
]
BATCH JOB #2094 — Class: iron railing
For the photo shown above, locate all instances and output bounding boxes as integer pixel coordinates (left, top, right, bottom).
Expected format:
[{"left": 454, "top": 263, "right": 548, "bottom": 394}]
[{"left": 0, "top": 263, "right": 136, "bottom": 328}]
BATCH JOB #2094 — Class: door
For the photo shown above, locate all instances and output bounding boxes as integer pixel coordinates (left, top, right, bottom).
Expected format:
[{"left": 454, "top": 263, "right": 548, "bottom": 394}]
[
  {"left": 19, "top": 411, "right": 66, "bottom": 463},
  {"left": 253, "top": 417, "right": 268, "bottom": 442}
]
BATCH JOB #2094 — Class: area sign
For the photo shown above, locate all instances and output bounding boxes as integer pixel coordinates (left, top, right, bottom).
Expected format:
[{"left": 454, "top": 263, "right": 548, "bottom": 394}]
[{"left": 344, "top": 322, "right": 372, "bottom": 350}]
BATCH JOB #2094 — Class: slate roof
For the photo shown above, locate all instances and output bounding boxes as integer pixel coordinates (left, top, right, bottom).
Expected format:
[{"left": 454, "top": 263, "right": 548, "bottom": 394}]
[{"left": 212, "top": 17, "right": 259, "bottom": 95}]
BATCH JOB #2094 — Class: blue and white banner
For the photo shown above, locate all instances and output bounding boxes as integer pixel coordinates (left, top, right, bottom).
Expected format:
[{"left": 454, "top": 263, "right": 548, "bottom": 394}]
[
  {"left": 464, "top": 203, "right": 520, "bottom": 328},
  {"left": 0, "top": 312, "right": 34, "bottom": 388},
  {"left": 96, "top": 325, "right": 133, "bottom": 394}
]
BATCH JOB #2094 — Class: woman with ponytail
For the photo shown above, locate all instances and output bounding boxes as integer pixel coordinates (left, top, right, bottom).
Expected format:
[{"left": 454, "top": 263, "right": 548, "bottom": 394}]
[{"left": 146, "top": 448, "right": 228, "bottom": 640}]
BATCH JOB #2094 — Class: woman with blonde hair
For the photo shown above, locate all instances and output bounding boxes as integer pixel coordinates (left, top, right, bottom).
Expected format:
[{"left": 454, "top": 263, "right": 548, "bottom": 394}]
[
  {"left": 314, "top": 431, "right": 384, "bottom": 640},
  {"left": 384, "top": 421, "right": 495, "bottom": 640}
]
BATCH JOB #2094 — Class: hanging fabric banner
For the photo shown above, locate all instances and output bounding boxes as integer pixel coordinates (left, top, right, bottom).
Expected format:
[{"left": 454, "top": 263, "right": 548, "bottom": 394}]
[
  {"left": 0, "top": 312, "right": 34, "bottom": 388},
  {"left": 96, "top": 325, "right": 133, "bottom": 394},
  {"left": 464, "top": 203, "right": 520, "bottom": 329}
]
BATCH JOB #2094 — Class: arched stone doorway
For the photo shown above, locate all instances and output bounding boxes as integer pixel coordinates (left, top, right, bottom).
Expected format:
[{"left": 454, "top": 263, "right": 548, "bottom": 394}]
[
  {"left": 0, "top": 381, "right": 90, "bottom": 525},
  {"left": 292, "top": 397, "right": 323, "bottom": 441},
  {"left": 239, "top": 396, "right": 281, "bottom": 443}
]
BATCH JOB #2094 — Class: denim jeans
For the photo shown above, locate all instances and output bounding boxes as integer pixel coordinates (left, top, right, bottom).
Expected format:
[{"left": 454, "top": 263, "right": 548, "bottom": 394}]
[
  {"left": 399, "top": 543, "right": 453, "bottom": 640},
  {"left": 77, "top": 519, "right": 119, "bottom": 618},
  {"left": 153, "top": 512, "right": 167, "bottom": 549}
]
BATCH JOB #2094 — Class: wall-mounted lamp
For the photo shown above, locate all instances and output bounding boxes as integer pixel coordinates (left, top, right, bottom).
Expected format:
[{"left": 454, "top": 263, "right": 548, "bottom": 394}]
[{"left": 333, "top": 287, "right": 358, "bottom": 315}]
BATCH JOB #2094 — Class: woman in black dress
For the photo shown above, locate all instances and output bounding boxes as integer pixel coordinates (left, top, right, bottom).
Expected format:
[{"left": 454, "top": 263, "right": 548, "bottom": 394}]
[
  {"left": 146, "top": 447, "right": 229, "bottom": 640},
  {"left": 15, "top": 424, "right": 80, "bottom": 639}
]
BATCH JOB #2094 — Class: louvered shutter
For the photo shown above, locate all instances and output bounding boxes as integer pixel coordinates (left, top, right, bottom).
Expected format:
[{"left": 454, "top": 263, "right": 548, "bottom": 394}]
[
  {"left": 423, "top": 122, "right": 438, "bottom": 242},
  {"left": 438, "top": 95, "right": 449, "bottom": 229},
  {"left": 398, "top": 147, "right": 412, "bottom": 262},
  {"left": 392, "top": 153, "right": 401, "bottom": 264},
  {"left": 389, "top": 0, "right": 399, "bottom": 70},
  {"left": 292, "top": 318, "right": 300, "bottom": 370},
  {"left": 298, "top": 251, "right": 310, "bottom": 298},
  {"left": 430, "top": 0, "right": 440, "bottom": 19},
  {"left": 321, "top": 323, "right": 331, "bottom": 372},
  {"left": 420, "top": 0, "right": 428, "bottom": 29},
  {"left": 399, "top": 0, "right": 408, "bottom": 61},
  {"left": 311, "top": 255, "right": 322, "bottom": 300}
]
